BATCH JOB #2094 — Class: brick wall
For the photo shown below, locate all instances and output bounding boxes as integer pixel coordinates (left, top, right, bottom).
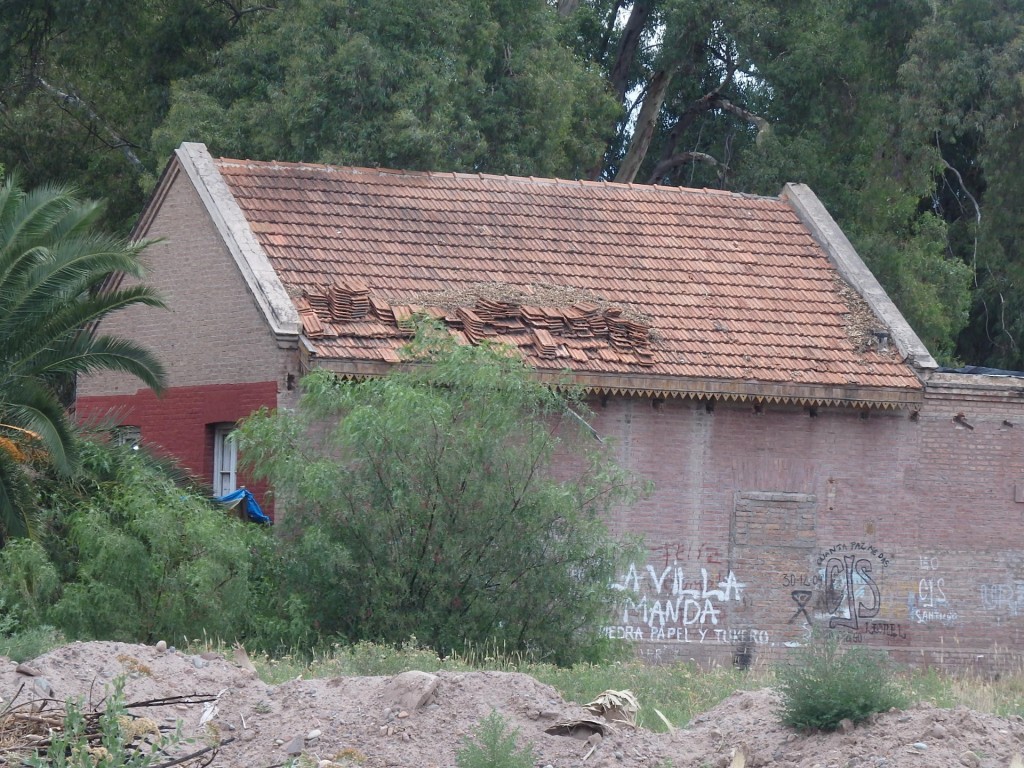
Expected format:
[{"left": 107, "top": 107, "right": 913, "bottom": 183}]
[
  {"left": 76, "top": 381, "right": 278, "bottom": 514},
  {"left": 72, "top": 157, "right": 1024, "bottom": 672},
  {"left": 591, "top": 376, "right": 1024, "bottom": 672}
]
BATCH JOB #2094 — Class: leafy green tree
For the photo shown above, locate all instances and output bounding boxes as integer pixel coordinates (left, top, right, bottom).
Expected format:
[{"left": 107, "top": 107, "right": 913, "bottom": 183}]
[
  {"left": 0, "top": 0, "right": 260, "bottom": 228},
  {"left": 238, "top": 325, "right": 643, "bottom": 663},
  {"left": 153, "top": 0, "right": 617, "bottom": 178},
  {"left": 0, "top": 437, "right": 270, "bottom": 645},
  {"left": 719, "top": 0, "right": 971, "bottom": 361},
  {"left": 899, "top": 0, "right": 1024, "bottom": 367},
  {"left": 0, "top": 177, "right": 165, "bottom": 541}
]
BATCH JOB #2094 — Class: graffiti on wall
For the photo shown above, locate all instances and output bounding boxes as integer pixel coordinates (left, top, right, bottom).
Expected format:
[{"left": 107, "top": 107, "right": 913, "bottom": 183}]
[
  {"left": 801, "top": 542, "right": 909, "bottom": 644},
  {"left": 606, "top": 542, "right": 768, "bottom": 644},
  {"left": 821, "top": 551, "right": 881, "bottom": 630},
  {"left": 649, "top": 541, "right": 723, "bottom": 568},
  {"left": 907, "top": 556, "right": 959, "bottom": 625},
  {"left": 980, "top": 581, "right": 1024, "bottom": 617}
]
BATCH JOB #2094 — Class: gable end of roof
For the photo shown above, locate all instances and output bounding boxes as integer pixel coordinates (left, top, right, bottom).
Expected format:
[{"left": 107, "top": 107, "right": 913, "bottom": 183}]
[
  {"left": 175, "top": 142, "right": 301, "bottom": 345},
  {"left": 783, "top": 183, "right": 937, "bottom": 374}
]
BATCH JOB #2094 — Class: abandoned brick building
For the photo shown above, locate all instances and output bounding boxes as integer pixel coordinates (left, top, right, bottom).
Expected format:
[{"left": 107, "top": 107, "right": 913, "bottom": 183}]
[{"left": 78, "top": 142, "right": 1024, "bottom": 669}]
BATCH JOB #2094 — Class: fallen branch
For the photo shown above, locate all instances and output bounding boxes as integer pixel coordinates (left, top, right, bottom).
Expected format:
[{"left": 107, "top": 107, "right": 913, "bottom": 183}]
[
  {"left": 647, "top": 151, "right": 724, "bottom": 184},
  {"left": 149, "top": 736, "right": 236, "bottom": 768},
  {"left": 0, "top": 688, "right": 224, "bottom": 767}
]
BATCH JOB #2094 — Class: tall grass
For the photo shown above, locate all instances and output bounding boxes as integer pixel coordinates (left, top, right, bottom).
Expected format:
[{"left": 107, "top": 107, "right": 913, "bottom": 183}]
[{"left": 0, "top": 626, "right": 65, "bottom": 662}]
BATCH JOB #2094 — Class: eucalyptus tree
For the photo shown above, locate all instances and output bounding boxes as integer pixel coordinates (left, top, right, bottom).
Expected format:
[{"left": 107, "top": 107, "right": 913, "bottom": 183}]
[
  {"left": 0, "top": 0, "right": 262, "bottom": 229},
  {"left": 153, "top": 0, "right": 617, "bottom": 177},
  {"left": 900, "top": 0, "right": 1024, "bottom": 368}
]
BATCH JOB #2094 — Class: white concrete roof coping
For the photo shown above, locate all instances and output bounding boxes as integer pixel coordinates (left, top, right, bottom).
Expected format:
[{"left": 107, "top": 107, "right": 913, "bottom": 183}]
[
  {"left": 782, "top": 183, "right": 937, "bottom": 374},
  {"left": 176, "top": 142, "right": 301, "bottom": 340}
]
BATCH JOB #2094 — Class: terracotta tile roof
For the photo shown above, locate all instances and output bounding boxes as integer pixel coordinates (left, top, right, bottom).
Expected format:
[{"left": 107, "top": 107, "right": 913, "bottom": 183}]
[{"left": 213, "top": 158, "right": 923, "bottom": 400}]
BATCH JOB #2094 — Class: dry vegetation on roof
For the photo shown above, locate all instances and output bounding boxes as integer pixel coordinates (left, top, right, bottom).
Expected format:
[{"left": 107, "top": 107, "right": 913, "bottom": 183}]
[
  {"left": 834, "top": 277, "right": 894, "bottom": 355},
  {"left": 401, "top": 282, "right": 657, "bottom": 332}
]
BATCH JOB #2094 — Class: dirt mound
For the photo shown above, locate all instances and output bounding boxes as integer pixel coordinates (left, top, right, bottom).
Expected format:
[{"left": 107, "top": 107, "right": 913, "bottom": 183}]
[{"left": 2, "top": 642, "right": 1023, "bottom": 768}]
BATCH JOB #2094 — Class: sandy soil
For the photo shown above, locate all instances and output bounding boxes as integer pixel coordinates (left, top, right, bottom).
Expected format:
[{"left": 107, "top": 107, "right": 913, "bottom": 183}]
[{"left": 2, "top": 642, "right": 1023, "bottom": 768}]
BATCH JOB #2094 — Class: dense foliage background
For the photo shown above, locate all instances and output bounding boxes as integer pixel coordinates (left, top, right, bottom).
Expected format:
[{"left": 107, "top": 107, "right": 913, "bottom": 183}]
[{"left": 3, "top": 0, "right": 1022, "bottom": 365}]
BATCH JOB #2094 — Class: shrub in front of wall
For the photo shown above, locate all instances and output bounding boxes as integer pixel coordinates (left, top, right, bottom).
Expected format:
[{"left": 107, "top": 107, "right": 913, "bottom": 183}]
[
  {"left": 237, "top": 323, "right": 647, "bottom": 664},
  {"left": 776, "top": 630, "right": 909, "bottom": 731},
  {"left": 29, "top": 439, "right": 270, "bottom": 646}
]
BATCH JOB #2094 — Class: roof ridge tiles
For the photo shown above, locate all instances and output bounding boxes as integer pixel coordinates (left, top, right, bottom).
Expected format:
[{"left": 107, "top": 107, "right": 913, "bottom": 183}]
[{"left": 214, "top": 156, "right": 787, "bottom": 201}]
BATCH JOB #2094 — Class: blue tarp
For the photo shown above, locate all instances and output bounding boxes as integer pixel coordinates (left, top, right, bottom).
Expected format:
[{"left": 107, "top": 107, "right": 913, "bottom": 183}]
[{"left": 215, "top": 488, "right": 272, "bottom": 524}]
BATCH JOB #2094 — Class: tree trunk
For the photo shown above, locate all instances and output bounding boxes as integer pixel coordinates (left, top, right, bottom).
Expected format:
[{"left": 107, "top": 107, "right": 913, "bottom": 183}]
[
  {"left": 645, "top": 94, "right": 769, "bottom": 184},
  {"left": 597, "top": 0, "right": 625, "bottom": 63},
  {"left": 615, "top": 68, "right": 672, "bottom": 183},
  {"left": 556, "top": 0, "right": 580, "bottom": 16},
  {"left": 609, "top": 0, "right": 653, "bottom": 102}
]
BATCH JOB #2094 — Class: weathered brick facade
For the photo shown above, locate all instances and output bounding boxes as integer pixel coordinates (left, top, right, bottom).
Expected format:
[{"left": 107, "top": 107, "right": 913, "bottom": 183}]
[{"left": 593, "top": 377, "right": 1024, "bottom": 672}]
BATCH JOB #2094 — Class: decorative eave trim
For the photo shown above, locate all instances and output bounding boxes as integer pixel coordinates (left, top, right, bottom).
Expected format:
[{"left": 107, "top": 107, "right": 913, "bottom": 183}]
[
  {"left": 176, "top": 142, "right": 301, "bottom": 346},
  {"left": 782, "top": 183, "right": 937, "bottom": 376},
  {"left": 308, "top": 356, "right": 923, "bottom": 410}
]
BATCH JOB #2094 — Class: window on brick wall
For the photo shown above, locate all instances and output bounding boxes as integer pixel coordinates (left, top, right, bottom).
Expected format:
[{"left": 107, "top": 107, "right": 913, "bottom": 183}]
[
  {"left": 212, "top": 423, "right": 237, "bottom": 497},
  {"left": 111, "top": 425, "right": 141, "bottom": 448}
]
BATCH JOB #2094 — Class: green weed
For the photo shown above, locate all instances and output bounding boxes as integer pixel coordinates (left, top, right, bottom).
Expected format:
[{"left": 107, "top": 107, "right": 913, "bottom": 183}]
[
  {"left": 777, "top": 632, "right": 909, "bottom": 731},
  {"left": 455, "top": 711, "right": 536, "bottom": 768},
  {"left": 24, "top": 678, "right": 182, "bottom": 768}
]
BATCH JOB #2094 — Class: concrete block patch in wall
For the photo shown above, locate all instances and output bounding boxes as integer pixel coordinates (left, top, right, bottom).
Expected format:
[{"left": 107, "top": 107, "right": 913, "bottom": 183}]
[{"left": 732, "top": 491, "right": 817, "bottom": 547}]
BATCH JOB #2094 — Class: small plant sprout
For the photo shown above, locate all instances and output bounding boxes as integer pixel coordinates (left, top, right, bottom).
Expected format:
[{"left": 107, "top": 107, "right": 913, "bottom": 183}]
[{"left": 455, "top": 711, "right": 537, "bottom": 768}]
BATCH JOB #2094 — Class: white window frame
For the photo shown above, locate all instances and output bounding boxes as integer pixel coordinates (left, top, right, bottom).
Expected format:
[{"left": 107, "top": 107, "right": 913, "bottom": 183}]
[{"left": 212, "top": 423, "right": 238, "bottom": 497}]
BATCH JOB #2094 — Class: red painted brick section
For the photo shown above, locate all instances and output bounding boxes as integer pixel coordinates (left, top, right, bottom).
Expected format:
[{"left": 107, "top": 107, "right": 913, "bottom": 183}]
[{"left": 76, "top": 382, "right": 277, "bottom": 515}]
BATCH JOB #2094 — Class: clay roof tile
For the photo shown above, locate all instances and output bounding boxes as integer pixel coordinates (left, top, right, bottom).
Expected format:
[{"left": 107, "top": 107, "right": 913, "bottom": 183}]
[{"left": 213, "top": 157, "right": 921, "bottom": 393}]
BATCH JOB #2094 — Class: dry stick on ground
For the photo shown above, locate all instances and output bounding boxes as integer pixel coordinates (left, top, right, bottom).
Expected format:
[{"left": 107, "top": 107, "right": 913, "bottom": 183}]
[{"left": 0, "top": 690, "right": 227, "bottom": 767}]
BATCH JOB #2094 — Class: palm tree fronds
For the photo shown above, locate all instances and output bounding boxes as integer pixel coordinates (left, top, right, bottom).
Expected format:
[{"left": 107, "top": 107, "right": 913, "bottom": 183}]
[
  {"left": 0, "top": 176, "right": 168, "bottom": 542},
  {"left": 36, "top": 335, "right": 167, "bottom": 394},
  {"left": 5, "top": 384, "right": 77, "bottom": 475}
]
